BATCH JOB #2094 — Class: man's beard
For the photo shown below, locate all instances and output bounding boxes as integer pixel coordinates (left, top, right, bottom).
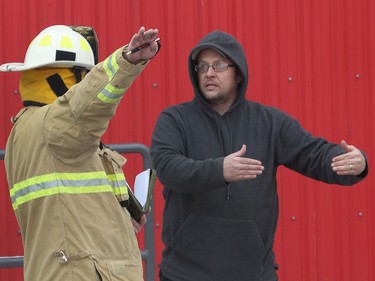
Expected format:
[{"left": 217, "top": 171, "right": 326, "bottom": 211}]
[{"left": 203, "top": 91, "right": 228, "bottom": 105}]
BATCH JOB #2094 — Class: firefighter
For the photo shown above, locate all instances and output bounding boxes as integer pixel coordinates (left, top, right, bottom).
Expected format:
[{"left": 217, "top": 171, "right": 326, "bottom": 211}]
[{"left": 1, "top": 24, "right": 159, "bottom": 281}]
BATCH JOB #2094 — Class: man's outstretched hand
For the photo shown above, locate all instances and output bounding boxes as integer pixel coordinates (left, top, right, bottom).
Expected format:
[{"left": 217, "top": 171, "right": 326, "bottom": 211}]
[{"left": 331, "top": 140, "right": 366, "bottom": 176}]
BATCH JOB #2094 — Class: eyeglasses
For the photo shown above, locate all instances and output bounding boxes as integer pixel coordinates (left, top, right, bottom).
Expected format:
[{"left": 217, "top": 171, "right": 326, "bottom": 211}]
[{"left": 194, "top": 63, "right": 235, "bottom": 73}]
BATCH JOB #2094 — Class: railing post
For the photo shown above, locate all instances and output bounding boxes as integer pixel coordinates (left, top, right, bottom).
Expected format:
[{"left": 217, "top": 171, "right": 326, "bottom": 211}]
[{"left": 108, "top": 143, "right": 156, "bottom": 281}]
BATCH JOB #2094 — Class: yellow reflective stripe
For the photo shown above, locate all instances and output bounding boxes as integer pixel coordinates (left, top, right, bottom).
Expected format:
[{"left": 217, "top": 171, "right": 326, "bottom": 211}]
[
  {"left": 60, "top": 36, "right": 73, "bottom": 49},
  {"left": 79, "top": 38, "right": 91, "bottom": 51},
  {"left": 97, "top": 84, "right": 125, "bottom": 104},
  {"left": 10, "top": 171, "right": 107, "bottom": 195},
  {"left": 12, "top": 186, "right": 111, "bottom": 210},
  {"left": 97, "top": 53, "right": 126, "bottom": 104},
  {"left": 107, "top": 173, "right": 129, "bottom": 196},
  {"left": 103, "top": 53, "right": 119, "bottom": 80},
  {"left": 38, "top": 35, "right": 52, "bottom": 46},
  {"left": 10, "top": 171, "right": 127, "bottom": 210}
]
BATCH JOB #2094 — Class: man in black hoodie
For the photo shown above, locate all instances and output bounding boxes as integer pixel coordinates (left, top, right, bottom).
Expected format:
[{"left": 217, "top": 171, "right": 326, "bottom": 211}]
[{"left": 150, "top": 30, "right": 368, "bottom": 281}]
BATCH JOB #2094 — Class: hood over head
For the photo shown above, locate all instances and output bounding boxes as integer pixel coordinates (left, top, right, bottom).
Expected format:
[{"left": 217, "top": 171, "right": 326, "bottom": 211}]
[{"left": 188, "top": 30, "right": 248, "bottom": 109}]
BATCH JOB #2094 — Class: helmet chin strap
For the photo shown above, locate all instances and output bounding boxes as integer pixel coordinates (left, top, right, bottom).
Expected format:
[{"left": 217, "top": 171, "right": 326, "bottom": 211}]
[
  {"left": 71, "top": 66, "right": 86, "bottom": 83},
  {"left": 46, "top": 67, "right": 85, "bottom": 98},
  {"left": 46, "top": 73, "right": 69, "bottom": 97}
]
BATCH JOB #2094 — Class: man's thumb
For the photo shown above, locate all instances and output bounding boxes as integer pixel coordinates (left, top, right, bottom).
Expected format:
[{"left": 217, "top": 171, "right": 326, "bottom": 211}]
[
  {"left": 340, "top": 140, "right": 351, "bottom": 152},
  {"left": 233, "top": 144, "right": 247, "bottom": 157}
]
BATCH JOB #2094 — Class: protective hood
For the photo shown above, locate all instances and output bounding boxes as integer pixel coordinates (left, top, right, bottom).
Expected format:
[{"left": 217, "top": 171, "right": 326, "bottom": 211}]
[
  {"left": 19, "top": 68, "right": 77, "bottom": 106},
  {"left": 188, "top": 30, "right": 249, "bottom": 110}
]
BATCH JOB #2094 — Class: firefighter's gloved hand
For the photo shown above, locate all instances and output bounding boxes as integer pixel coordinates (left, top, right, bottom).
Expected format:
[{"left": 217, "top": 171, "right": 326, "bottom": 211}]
[{"left": 125, "top": 26, "right": 159, "bottom": 63}]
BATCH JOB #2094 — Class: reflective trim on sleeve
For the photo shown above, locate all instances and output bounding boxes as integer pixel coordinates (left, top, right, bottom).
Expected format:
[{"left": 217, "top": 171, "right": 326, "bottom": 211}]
[
  {"left": 10, "top": 171, "right": 127, "bottom": 210},
  {"left": 98, "top": 83, "right": 125, "bottom": 103},
  {"left": 103, "top": 53, "right": 119, "bottom": 80},
  {"left": 97, "top": 52, "right": 126, "bottom": 104},
  {"left": 107, "top": 173, "right": 129, "bottom": 196}
]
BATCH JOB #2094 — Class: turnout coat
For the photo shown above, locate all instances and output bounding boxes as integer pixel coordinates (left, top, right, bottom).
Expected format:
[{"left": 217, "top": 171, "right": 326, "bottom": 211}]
[{"left": 5, "top": 47, "right": 146, "bottom": 281}]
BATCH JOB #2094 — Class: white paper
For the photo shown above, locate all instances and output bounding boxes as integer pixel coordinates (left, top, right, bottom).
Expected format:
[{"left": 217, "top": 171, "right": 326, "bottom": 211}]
[{"left": 134, "top": 169, "right": 150, "bottom": 207}]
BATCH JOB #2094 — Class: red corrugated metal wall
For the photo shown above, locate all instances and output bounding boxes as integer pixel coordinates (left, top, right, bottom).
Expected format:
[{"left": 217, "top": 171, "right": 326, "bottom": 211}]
[{"left": 0, "top": 0, "right": 373, "bottom": 280}]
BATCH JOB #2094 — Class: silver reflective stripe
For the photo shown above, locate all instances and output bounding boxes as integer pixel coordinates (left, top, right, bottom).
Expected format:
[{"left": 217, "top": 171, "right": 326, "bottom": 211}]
[{"left": 104, "top": 53, "right": 117, "bottom": 78}]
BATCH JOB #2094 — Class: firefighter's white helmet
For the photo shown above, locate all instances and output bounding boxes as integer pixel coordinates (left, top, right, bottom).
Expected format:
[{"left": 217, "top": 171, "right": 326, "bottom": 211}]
[{"left": 0, "top": 25, "right": 95, "bottom": 72}]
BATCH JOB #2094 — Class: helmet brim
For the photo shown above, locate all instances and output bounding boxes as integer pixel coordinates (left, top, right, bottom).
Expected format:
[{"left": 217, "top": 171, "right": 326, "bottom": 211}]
[
  {"left": 0, "top": 61, "right": 94, "bottom": 72},
  {"left": 0, "top": 63, "right": 27, "bottom": 72}
]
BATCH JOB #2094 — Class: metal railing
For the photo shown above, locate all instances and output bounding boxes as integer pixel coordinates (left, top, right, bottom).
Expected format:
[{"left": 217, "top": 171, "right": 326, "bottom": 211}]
[{"left": 0, "top": 143, "right": 155, "bottom": 280}]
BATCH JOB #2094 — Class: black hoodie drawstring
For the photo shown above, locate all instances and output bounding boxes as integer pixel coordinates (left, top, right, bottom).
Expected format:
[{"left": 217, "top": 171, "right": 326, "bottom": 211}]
[
  {"left": 226, "top": 113, "right": 233, "bottom": 200},
  {"left": 214, "top": 113, "right": 232, "bottom": 200}
]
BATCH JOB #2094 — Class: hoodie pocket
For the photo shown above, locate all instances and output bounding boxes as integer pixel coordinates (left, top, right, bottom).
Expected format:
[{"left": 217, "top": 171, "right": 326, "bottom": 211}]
[{"left": 168, "top": 215, "right": 266, "bottom": 281}]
